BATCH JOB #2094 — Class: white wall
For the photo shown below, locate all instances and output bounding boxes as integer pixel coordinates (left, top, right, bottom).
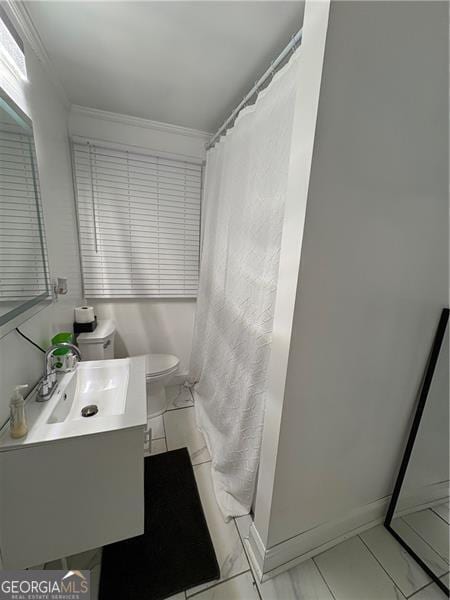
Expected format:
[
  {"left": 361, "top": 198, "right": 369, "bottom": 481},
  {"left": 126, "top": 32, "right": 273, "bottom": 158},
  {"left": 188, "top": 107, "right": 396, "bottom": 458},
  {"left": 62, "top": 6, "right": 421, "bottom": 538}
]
[
  {"left": 250, "top": 0, "right": 330, "bottom": 559},
  {"left": 93, "top": 300, "right": 195, "bottom": 374},
  {"left": 68, "top": 106, "right": 209, "bottom": 373},
  {"left": 0, "top": 41, "right": 82, "bottom": 425},
  {"left": 252, "top": 0, "right": 449, "bottom": 574}
]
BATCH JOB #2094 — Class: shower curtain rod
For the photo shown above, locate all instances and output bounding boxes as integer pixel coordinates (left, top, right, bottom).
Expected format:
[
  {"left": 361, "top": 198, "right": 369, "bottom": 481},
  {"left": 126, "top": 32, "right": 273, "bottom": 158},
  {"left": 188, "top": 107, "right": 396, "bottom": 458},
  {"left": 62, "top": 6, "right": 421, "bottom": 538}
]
[{"left": 206, "top": 27, "right": 303, "bottom": 150}]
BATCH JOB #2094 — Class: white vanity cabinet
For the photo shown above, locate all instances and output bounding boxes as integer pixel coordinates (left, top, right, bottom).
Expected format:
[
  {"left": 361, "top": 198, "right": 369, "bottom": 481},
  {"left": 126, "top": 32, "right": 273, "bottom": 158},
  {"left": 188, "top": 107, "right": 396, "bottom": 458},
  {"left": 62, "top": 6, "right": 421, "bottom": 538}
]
[
  {"left": 0, "top": 356, "right": 147, "bottom": 569},
  {"left": 0, "top": 427, "right": 145, "bottom": 568}
]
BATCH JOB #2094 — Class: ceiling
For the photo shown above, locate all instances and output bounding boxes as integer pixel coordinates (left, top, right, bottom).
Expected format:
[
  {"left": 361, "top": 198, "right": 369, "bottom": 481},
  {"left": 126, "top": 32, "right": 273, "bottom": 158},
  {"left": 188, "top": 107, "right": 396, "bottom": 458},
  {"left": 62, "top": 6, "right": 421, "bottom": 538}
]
[{"left": 25, "top": 1, "right": 304, "bottom": 132}]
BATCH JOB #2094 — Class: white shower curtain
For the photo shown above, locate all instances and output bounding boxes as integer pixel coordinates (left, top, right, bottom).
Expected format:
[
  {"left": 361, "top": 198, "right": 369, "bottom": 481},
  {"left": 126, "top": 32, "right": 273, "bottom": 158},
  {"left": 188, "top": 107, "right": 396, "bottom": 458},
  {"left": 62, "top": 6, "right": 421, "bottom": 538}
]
[{"left": 189, "top": 49, "right": 301, "bottom": 518}]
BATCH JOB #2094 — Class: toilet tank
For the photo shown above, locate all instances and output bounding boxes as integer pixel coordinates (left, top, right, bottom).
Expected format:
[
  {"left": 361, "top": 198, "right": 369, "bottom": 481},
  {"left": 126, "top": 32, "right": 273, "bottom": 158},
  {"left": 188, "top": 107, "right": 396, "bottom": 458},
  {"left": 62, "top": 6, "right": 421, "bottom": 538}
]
[{"left": 76, "top": 319, "right": 116, "bottom": 361}]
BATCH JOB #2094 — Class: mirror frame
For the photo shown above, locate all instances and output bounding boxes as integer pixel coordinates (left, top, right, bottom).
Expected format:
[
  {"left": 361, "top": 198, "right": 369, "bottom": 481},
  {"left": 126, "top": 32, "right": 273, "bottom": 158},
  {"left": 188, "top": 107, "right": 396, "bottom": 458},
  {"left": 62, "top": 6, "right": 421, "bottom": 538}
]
[
  {"left": 0, "top": 87, "right": 51, "bottom": 338},
  {"left": 384, "top": 307, "right": 449, "bottom": 596}
]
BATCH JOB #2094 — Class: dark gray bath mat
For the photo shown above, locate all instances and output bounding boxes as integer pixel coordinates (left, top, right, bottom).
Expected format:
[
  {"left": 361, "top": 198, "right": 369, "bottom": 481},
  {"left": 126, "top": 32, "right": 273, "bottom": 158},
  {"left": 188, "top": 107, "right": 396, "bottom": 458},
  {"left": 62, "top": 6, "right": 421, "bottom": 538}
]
[{"left": 99, "top": 448, "right": 220, "bottom": 600}]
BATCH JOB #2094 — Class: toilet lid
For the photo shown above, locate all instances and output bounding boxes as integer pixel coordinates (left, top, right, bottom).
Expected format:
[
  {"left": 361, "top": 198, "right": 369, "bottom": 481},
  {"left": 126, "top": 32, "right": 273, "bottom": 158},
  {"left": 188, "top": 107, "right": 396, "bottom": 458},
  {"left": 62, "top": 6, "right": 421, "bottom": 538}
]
[{"left": 144, "top": 354, "right": 179, "bottom": 377}]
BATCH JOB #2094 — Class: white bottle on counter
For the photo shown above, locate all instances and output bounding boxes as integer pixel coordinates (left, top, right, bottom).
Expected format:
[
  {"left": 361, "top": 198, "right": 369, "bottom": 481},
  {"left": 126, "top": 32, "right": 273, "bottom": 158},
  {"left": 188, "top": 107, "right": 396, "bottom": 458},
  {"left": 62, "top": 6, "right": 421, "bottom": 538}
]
[{"left": 10, "top": 384, "right": 29, "bottom": 439}]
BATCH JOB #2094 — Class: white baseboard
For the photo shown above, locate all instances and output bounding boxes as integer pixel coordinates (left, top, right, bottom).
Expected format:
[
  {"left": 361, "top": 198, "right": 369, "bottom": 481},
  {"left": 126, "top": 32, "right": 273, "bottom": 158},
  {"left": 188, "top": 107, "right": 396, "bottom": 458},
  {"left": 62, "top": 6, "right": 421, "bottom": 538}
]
[
  {"left": 247, "top": 480, "right": 450, "bottom": 583},
  {"left": 248, "top": 496, "right": 390, "bottom": 582},
  {"left": 247, "top": 521, "right": 266, "bottom": 581}
]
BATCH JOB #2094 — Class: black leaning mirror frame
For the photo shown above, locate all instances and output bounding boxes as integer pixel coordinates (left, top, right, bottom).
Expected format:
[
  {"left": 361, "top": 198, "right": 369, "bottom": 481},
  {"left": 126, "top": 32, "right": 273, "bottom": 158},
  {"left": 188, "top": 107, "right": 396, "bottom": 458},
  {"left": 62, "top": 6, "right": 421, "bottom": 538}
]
[{"left": 384, "top": 307, "right": 450, "bottom": 597}]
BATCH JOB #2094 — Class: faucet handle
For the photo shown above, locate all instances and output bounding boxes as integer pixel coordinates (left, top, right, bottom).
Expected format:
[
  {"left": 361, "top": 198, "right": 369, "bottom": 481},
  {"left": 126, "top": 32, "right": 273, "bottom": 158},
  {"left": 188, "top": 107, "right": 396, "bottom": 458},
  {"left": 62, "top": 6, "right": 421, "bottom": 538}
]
[
  {"left": 37, "top": 370, "right": 58, "bottom": 402},
  {"left": 66, "top": 354, "right": 77, "bottom": 371},
  {"left": 41, "top": 370, "right": 56, "bottom": 385},
  {"left": 39, "top": 378, "right": 49, "bottom": 397}
]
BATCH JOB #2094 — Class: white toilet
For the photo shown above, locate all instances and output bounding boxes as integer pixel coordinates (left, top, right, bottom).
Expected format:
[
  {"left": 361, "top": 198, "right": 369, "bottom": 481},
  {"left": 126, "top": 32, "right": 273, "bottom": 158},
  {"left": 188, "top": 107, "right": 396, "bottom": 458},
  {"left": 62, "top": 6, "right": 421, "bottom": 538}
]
[{"left": 77, "top": 319, "right": 180, "bottom": 418}]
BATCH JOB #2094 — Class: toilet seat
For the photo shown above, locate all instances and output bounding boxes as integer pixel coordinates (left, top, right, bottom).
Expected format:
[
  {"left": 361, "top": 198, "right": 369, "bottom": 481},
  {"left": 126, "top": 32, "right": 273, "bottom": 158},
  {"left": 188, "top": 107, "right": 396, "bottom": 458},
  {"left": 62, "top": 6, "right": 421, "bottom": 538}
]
[{"left": 144, "top": 353, "right": 180, "bottom": 379}]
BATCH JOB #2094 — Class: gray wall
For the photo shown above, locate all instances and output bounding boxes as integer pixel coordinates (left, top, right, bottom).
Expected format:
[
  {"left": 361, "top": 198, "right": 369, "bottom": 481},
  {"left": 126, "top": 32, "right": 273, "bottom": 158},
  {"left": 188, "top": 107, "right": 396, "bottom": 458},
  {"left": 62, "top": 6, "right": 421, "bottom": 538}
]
[{"left": 265, "top": 0, "right": 448, "bottom": 548}]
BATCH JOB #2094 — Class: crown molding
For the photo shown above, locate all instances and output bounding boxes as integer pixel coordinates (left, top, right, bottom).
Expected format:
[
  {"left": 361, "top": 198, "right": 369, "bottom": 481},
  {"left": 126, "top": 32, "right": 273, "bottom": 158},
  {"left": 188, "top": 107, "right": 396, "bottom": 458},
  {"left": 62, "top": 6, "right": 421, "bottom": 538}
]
[
  {"left": 3, "top": 0, "right": 70, "bottom": 109},
  {"left": 70, "top": 104, "right": 212, "bottom": 142},
  {"left": 71, "top": 134, "right": 205, "bottom": 166}
]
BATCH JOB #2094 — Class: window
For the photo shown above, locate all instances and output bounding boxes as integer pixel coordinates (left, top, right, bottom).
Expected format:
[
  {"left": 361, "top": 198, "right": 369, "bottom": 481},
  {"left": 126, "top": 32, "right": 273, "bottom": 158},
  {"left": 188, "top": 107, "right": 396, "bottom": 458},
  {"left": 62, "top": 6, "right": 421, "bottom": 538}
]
[
  {"left": 72, "top": 142, "right": 202, "bottom": 298},
  {"left": 0, "top": 7, "right": 27, "bottom": 80}
]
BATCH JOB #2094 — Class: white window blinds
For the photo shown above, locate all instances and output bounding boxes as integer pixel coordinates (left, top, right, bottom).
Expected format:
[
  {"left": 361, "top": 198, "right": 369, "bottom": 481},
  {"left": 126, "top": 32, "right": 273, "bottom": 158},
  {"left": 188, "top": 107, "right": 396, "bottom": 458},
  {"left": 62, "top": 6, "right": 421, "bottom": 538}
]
[
  {"left": 72, "top": 142, "right": 202, "bottom": 298},
  {"left": 0, "top": 128, "right": 49, "bottom": 302}
]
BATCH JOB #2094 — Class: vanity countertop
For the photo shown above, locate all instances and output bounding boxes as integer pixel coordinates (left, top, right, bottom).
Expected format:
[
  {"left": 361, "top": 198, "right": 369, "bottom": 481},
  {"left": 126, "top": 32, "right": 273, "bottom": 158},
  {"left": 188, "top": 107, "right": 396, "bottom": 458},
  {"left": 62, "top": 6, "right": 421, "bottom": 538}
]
[{"left": 0, "top": 356, "right": 147, "bottom": 451}]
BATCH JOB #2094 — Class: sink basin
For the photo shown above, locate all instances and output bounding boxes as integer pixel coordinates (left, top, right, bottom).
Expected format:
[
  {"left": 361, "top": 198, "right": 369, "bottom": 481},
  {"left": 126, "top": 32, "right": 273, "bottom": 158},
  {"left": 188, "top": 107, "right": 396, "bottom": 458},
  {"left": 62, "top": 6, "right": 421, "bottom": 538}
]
[
  {"left": 47, "top": 362, "right": 129, "bottom": 424},
  {"left": 0, "top": 356, "right": 146, "bottom": 449}
]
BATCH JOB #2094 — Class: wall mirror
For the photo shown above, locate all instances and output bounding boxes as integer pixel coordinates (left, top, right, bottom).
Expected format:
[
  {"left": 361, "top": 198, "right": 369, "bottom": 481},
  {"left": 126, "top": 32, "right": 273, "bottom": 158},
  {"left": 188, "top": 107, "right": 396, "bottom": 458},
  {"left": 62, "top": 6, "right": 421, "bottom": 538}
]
[
  {"left": 0, "top": 88, "right": 50, "bottom": 333},
  {"left": 385, "top": 308, "right": 449, "bottom": 596}
]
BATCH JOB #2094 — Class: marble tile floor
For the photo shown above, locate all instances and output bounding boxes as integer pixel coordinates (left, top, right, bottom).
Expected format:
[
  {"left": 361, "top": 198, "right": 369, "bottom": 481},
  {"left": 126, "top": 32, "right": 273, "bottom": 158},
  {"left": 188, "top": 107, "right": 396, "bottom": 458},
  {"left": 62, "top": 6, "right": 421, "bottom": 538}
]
[
  {"left": 40, "top": 384, "right": 448, "bottom": 600},
  {"left": 239, "top": 520, "right": 449, "bottom": 600},
  {"left": 144, "top": 384, "right": 194, "bottom": 456}
]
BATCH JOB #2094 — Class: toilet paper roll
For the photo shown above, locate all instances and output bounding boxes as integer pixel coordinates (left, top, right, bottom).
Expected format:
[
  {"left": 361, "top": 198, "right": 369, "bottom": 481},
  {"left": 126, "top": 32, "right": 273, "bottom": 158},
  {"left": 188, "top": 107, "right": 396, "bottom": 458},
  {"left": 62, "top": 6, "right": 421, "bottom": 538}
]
[{"left": 74, "top": 306, "right": 95, "bottom": 324}]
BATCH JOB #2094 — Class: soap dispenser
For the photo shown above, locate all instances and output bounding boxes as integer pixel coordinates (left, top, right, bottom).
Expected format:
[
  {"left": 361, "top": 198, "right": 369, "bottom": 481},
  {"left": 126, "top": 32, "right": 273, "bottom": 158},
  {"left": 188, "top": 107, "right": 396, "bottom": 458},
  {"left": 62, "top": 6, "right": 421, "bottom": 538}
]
[{"left": 10, "top": 384, "right": 29, "bottom": 439}]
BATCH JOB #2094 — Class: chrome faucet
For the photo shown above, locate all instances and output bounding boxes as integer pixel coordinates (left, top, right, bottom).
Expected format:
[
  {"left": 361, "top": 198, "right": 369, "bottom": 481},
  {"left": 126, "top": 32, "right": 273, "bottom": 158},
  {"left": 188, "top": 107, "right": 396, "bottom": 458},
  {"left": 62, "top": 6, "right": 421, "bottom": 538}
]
[{"left": 37, "top": 342, "right": 82, "bottom": 402}]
